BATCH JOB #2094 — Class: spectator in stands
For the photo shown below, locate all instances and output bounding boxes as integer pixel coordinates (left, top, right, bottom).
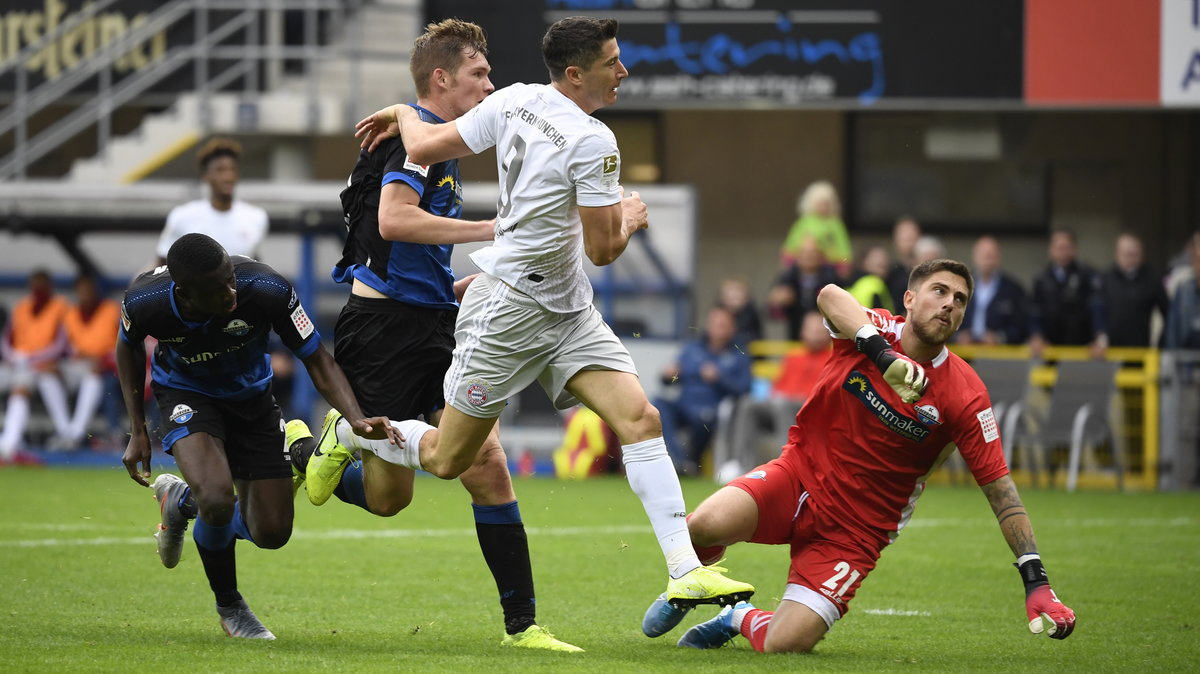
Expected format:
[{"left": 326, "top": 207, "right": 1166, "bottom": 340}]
[
  {"left": 1166, "top": 230, "right": 1200, "bottom": 299},
  {"left": 721, "top": 311, "right": 831, "bottom": 480},
  {"left": 780, "top": 181, "right": 851, "bottom": 279},
  {"left": 1029, "top": 229, "right": 1106, "bottom": 359},
  {"left": 958, "top": 235, "right": 1029, "bottom": 345},
  {"left": 1102, "top": 232, "right": 1170, "bottom": 348},
  {"left": 716, "top": 277, "right": 763, "bottom": 347},
  {"left": 61, "top": 274, "right": 122, "bottom": 448},
  {"left": 0, "top": 270, "right": 70, "bottom": 461},
  {"left": 769, "top": 236, "right": 839, "bottom": 340},
  {"left": 846, "top": 244, "right": 895, "bottom": 313},
  {"left": 913, "top": 234, "right": 947, "bottom": 265},
  {"left": 155, "top": 138, "right": 268, "bottom": 265},
  {"left": 656, "top": 306, "right": 752, "bottom": 476},
  {"left": 1165, "top": 233, "right": 1200, "bottom": 349},
  {"left": 885, "top": 216, "right": 921, "bottom": 314}
]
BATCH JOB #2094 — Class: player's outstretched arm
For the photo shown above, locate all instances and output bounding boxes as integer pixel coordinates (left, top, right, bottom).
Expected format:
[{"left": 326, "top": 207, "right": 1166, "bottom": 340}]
[
  {"left": 301, "top": 345, "right": 400, "bottom": 445},
  {"left": 115, "top": 337, "right": 152, "bottom": 486},
  {"left": 980, "top": 475, "right": 1076, "bottom": 639},
  {"left": 354, "top": 104, "right": 472, "bottom": 164},
  {"left": 816, "top": 284, "right": 927, "bottom": 403}
]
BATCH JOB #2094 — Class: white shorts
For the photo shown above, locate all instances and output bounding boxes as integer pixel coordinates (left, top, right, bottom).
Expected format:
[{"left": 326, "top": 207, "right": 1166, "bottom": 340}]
[{"left": 444, "top": 273, "right": 637, "bottom": 418}]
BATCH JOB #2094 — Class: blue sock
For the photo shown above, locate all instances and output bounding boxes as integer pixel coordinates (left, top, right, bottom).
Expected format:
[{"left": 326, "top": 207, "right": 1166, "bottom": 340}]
[
  {"left": 193, "top": 515, "right": 236, "bottom": 551},
  {"left": 229, "top": 501, "right": 254, "bottom": 545},
  {"left": 473, "top": 500, "right": 523, "bottom": 525},
  {"left": 192, "top": 502, "right": 254, "bottom": 549},
  {"left": 333, "top": 460, "right": 370, "bottom": 512}
]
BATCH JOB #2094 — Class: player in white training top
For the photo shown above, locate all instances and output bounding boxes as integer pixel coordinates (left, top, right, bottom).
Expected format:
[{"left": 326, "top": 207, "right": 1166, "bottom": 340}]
[
  {"left": 156, "top": 138, "right": 268, "bottom": 265},
  {"left": 349, "top": 16, "right": 756, "bottom": 614}
]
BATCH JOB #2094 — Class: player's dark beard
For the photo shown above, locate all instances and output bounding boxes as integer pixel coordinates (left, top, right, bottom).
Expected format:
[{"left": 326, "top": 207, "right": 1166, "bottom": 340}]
[{"left": 911, "top": 312, "right": 951, "bottom": 346}]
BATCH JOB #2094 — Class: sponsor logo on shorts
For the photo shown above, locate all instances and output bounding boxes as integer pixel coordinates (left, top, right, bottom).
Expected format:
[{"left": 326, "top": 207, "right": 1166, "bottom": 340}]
[
  {"left": 222, "top": 319, "right": 251, "bottom": 337},
  {"left": 745, "top": 470, "right": 767, "bottom": 480},
  {"left": 915, "top": 404, "right": 942, "bottom": 426},
  {"left": 843, "top": 371, "right": 931, "bottom": 442},
  {"left": 170, "top": 404, "right": 195, "bottom": 424},
  {"left": 465, "top": 379, "right": 491, "bottom": 407}
]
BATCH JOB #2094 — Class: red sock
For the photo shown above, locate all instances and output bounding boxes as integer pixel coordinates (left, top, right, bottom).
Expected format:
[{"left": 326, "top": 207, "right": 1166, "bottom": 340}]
[
  {"left": 740, "top": 608, "right": 773, "bottom": 653},
  {"left": 686, "top": 513, "right": 727, "bottom": 565}
]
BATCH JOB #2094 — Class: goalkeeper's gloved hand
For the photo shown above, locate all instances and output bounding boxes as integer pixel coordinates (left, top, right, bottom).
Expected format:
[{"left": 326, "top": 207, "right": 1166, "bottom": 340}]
[
  {"left": 854, "top": 325, "right": 928, "bottom": 403},
  {"left": 1016, "top": 554, "right": 1076, "bottom": 639}
]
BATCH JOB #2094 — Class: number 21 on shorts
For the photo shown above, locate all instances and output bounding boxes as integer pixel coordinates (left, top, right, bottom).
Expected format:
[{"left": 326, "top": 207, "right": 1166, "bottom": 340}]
[{"left": 822, "top": 561, "right": 862, "bottom": 598}]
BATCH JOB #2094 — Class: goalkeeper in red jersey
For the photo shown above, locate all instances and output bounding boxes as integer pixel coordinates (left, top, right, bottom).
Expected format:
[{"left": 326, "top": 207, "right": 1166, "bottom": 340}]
[{"left": 642, "top": 258, "right": 1076, "bottom": 652}]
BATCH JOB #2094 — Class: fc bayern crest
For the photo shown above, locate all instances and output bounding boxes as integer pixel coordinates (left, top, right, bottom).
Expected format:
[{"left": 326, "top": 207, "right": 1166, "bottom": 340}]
[
  {"left": 223, "top": 319, "right": 251, "bottom": 336},
  {"left": 170, "top": 404, "right": 195, "bottom": 424},
  {"left": 465, "top": 380, "right": 490, "bottom": 406}
]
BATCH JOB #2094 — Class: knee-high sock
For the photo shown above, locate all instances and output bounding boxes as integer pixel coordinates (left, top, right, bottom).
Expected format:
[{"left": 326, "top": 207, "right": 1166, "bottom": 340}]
[
  {"left": 474, "top": 501, "right": 537, "bottom": 635},
  {"left": 0, "top": 394, "right": 29, "bottom": 458},
  {"left": 67, "top": 373, "right": 103, "bottom": 442},
  {"left": 622, "top": 437, "right": 701, "bottom": 578},
  {"left": 193, "top": 515, "right": 241, "bottom": 606},
  {"left": 336, "top": 418, "right": 430, "bottom": 471},
  {"left": 738, "top": 607, "right": 773, "bottom": 653},
  {"left": 36, "top": 373, "right": 70, "bottom": 437}
]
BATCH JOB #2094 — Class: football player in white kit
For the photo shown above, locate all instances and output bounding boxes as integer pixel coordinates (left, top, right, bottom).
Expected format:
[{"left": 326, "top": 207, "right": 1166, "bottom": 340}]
[{"left": 346, "top": 16, "right": 756, "bottom": 614}]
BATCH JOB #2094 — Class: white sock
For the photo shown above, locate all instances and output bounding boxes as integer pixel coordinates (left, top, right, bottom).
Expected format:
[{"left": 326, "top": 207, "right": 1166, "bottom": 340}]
[
  {"left": 1, "top": 394, "right": 30, "bottom": 459},
  {"left": 67, "top": 373, "right": 103, "bottom": 442},
  {"left": 622, "top": 436, "right": 701, "bottom": 578},
  {"left": 732, "top": 605, "right": 753, "bottom": 631},
  {"left": 336, "top": 418, "right": 431, "bottom": 470},
  {"left": 37, "top": 373, "right": 71, "bottom": 437}
]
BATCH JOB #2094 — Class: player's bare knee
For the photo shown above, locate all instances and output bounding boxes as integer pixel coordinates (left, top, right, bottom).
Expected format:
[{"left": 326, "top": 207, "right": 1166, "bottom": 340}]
[
  {"left": 686, "top": 508, "right": 722, "bottom": 547},
  {"left": 615, "top": 401, "right": 662, "bottom": 443},
  {"left": 192, "top": 489, "right": 236, "bottom": 525},
  {"left": 763, "top": 629, "right": 821, "bottom": 654},
  {"left": 367, "top": 491, "right": 412, "bottom": 517},
  {"left": 251, "top": 523, "right": 292, "bottom": 549},
  {"left": 422, "top": 455, "right": 468, "bottom": 480}
]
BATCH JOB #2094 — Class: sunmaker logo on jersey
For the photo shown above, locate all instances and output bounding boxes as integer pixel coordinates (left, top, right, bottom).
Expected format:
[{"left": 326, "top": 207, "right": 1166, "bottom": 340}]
[{"left": 843, "top": 371, "right": 931, "bottom": 442}]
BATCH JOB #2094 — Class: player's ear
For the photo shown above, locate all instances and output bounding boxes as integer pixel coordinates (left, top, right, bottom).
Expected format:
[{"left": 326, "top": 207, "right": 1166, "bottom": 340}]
[{"left": 564, "top": 64, "right": 583, "bottom": 86}]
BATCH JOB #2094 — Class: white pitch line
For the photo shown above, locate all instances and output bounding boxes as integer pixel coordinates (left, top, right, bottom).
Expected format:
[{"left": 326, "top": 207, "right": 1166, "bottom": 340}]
[
  {"left": 860, "top": 608, "right": 932, "bottom": 617},
  {"left": 3, "top": 516, "right": 1194, "bottom": 548},
  {"left": 0, "top": 524, "right": 653, "bottom": 548}
]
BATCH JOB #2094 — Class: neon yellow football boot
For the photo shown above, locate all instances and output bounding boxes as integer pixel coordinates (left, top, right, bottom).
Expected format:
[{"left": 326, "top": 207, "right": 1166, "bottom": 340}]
[
  {"left": 500, "top": 625, "right": 584, "bottom": 653},
  {"left": 305, "top": 408, "right": 354, "bottom": 506},
  {"left": 664, "top": 563, "right": 755, "bottom": 609}
]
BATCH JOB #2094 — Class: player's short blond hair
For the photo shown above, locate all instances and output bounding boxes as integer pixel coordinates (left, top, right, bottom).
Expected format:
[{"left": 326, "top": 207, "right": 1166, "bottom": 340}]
[
  {"left": 410, "top": 19, "right": 488, "bottom": 98},
  {"left": 196, "top": 137, "right": 241, "bottom": 171}
]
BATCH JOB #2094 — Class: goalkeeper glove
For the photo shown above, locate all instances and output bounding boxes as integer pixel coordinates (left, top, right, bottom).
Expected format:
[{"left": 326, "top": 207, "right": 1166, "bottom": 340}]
[
  {"left": 1016, "top": 554, "right": 1076, "bottom": 639},
  {"left": 854, "top": 325, "right": 928, "bottom": 403}
]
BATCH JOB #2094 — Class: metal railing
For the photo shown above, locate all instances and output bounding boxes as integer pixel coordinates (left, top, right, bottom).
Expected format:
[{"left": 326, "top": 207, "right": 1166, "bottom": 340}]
[{"left": 1, "top": 0, "right": 408, "bottom": 180}]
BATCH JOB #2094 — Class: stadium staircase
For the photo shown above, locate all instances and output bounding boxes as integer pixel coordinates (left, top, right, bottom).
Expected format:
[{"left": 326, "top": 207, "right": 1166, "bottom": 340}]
[{"left": 2, "top": 0, "right": 419, "bottom": 183}]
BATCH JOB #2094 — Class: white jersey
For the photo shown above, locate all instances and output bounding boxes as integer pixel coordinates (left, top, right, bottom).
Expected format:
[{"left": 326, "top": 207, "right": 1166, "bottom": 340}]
[
  {"left": 157, "top": 199, "right": 269, "bottom": 259},
  {"left": 456, "top": 83, "right": 622, "bottom": 313}
]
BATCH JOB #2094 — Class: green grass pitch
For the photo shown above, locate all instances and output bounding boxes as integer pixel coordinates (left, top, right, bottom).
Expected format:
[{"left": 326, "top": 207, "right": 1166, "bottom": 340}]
[{"left": 1, "top": 468, "right": 1197, "bottom": 672}]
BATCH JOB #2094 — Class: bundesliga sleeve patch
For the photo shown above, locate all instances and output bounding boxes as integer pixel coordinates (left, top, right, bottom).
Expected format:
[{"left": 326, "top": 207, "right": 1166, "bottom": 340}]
[
  {"left": 290, "top": 305, "right": 315, "bottom": 339},
  {"left": 120, "top": 303, "right": 131, "bottom": 332},
  {"left": 403, "top": 155, "right": 429, "bottom": 177},
  {"left": 600, "top": 154, "right": 619, "bottom": 190},
  {"left": 977, "top": 407, "right": 1000, "bottom": 443}
]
